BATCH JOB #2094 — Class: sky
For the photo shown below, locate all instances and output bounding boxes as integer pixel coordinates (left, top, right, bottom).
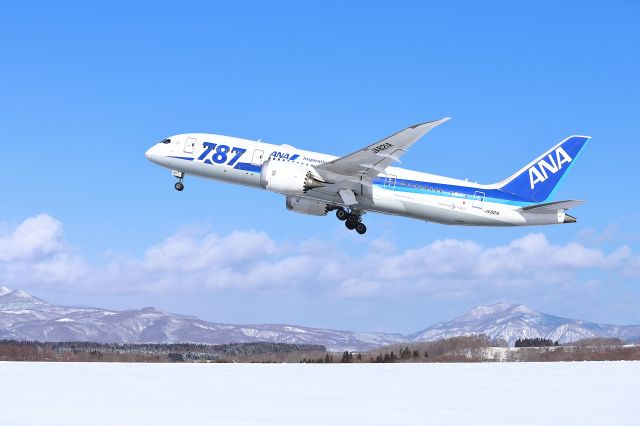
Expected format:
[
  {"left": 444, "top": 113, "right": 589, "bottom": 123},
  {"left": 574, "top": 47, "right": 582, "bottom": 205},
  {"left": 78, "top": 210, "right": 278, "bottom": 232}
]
[{"left": 1, "top": 1, "right": 639, "bottom": 333}]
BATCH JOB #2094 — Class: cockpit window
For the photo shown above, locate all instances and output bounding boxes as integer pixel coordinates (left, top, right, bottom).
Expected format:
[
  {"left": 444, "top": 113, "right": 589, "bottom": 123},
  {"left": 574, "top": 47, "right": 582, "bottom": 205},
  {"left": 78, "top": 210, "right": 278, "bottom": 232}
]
[{"left": 160, "top": 138, "right": 171, "bottom": 144}]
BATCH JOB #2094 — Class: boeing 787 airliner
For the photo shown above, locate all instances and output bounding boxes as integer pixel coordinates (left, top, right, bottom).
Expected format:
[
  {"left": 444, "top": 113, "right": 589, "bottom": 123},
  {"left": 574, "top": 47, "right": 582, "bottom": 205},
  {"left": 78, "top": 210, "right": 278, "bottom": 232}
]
[{"left": 145, "top": 118, "right": 590, "bottom": 235}]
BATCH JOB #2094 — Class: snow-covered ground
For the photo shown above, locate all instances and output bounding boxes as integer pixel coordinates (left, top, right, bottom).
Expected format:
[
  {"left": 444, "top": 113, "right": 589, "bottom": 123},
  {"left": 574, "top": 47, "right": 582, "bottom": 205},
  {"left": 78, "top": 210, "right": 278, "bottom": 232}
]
[{"left": 0, "top": 361, "right": 638, "bottom": 425}]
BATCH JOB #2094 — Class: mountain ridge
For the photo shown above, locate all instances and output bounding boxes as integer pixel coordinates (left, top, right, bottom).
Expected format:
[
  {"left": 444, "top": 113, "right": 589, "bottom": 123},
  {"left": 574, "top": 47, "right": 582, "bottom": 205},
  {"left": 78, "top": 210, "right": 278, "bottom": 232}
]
[{"left": 1, "top": 287, "right": 638, "bottom": 350}]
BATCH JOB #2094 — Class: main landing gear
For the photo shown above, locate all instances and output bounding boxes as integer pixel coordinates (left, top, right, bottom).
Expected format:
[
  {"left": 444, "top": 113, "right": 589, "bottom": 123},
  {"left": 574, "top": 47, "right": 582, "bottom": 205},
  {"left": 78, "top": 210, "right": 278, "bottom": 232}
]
[
  {"left": 335, "top": 208, "right": 367, "bottom": 235},
  {"left": 172, "top": 170, "right": 185, "bottom": 192}
]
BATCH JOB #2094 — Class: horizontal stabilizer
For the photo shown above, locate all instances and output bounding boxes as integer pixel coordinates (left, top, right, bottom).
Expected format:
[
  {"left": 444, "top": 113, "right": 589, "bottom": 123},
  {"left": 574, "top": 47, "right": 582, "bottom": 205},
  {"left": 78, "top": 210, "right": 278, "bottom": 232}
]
[{"left": 520, "top": 199, "right": 584, "bottom": 213}]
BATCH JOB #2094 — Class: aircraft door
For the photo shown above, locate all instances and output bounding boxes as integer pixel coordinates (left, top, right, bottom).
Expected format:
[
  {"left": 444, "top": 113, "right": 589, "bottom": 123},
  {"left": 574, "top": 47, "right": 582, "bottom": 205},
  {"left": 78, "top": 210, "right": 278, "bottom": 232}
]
[
  {"left": 251, "top": 149, "right": 264, "bottom": 165},
  {"left": 472, "top": 191, "right": 485, "bottom": 209},
  {"left": 384, "top": 174, "right": 397, "bottom": 190},
  {"left": 184, "top": 137, "right": 196, "bottom": 154}
]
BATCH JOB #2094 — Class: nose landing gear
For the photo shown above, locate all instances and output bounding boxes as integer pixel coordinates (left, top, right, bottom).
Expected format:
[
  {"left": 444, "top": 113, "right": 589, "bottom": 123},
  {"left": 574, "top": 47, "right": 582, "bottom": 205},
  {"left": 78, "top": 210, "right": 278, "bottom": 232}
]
[
  {"left": 335, "top": 207, "right": 367, "bottom": 235},
  {"left": 172, "top": 170, "right": 185, "bottom": 192}
]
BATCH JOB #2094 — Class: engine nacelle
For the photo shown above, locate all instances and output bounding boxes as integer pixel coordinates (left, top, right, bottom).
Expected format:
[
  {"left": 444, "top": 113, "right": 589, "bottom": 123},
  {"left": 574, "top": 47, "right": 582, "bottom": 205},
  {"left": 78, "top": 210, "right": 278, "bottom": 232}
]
[
  {"left": 260, "top": 160, "right": 325, "bottom": 195},
  {"left": 286, "top": 196, "right": 329, "bottom": 216}
]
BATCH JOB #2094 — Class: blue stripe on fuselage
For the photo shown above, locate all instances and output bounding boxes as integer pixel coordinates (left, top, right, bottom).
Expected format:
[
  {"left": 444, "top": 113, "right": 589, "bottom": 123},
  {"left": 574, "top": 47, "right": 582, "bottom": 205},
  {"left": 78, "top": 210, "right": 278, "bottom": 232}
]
[
  {"left": 233, "top": 162, "right": 261, "bottom": 172},
  {"left": 169, "top": 156, "right": 194, "bottom": 161},
  {"left": 372, "top": 177, "right": 534, "bottom": 206}
]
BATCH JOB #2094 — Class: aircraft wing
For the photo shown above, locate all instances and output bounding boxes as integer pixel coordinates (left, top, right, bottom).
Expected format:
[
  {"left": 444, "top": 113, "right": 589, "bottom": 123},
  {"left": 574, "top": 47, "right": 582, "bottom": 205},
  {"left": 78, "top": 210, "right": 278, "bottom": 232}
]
[
  {"left": 314, "top": 117, "right": 450, "bottom": 204},
  {"left": 520, "top": 199, "right": 584, "bottom": 213}
]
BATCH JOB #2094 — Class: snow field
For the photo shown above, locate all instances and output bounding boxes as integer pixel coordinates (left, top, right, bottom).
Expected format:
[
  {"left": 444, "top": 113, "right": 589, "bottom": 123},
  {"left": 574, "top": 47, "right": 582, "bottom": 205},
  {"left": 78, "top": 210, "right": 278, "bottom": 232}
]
[{"left": 0, "top": 361, "right": 638, "bottom": 426}]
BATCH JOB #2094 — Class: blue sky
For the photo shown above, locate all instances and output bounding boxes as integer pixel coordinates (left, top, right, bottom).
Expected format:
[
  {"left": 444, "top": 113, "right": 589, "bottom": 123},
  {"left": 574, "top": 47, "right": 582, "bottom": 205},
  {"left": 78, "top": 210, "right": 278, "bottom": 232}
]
[{"left": 1, "top": 1, "right": 639, "bottom": 332}]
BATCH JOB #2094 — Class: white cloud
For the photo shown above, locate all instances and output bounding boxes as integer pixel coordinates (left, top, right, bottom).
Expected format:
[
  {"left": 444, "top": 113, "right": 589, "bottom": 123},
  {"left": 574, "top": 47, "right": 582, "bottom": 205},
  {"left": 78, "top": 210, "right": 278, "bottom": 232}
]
[
  {"left": 0, "top": 214, "right": 638, "bottom": 299},
  {"left": 576, "top": 223, "right": 624, "bottom": 245},
  {"left": 0, "top": 214, "right": 88, "bottom": 288},
  {"left": 0, "top": 214, "right": 66, "bottom": 262},
  {"left": 143, "top": 229, "right": 277, "bottom": 273}
]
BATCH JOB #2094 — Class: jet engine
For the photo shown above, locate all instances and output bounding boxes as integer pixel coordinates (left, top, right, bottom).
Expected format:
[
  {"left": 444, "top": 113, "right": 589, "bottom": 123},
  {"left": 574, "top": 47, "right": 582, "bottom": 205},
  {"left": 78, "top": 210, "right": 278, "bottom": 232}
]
[
  {"left": 286, "top": 196, "right": 329, "bottom": 216},
  {"left": 260, "top": 160, "right": 325, "bottom": 195}
]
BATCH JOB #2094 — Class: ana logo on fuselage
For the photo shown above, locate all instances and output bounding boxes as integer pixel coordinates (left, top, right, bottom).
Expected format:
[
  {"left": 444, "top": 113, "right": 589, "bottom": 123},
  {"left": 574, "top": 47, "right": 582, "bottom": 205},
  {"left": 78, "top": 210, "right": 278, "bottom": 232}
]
[
  {"left": 529, "top": 146, "right": 572, "bottom": 189},
  {"left": 270, "top": 151, "right": 300, "bottom": 161}
]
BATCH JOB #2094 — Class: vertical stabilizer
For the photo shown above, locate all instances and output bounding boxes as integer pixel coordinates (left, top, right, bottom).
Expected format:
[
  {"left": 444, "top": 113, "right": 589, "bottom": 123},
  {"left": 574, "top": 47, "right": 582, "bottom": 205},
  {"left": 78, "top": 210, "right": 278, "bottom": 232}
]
[{"left": 498, "top": 136, "right": 591, "bottom": 202}]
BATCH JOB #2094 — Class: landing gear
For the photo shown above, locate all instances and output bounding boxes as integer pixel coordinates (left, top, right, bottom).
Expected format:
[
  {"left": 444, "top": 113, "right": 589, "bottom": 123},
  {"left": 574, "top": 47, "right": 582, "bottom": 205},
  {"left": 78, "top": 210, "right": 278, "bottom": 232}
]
[
  {"left": 172, "top": 170, "right": 185, "bottom": 192},
  {"left": 337, "top": 208, "right": 367, "bottom": 235}
]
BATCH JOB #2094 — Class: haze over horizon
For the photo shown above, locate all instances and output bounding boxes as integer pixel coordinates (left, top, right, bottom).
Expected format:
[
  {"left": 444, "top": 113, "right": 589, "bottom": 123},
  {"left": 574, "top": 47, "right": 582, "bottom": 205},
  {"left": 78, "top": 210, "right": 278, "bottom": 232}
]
[{"left": 1, "top": 1, "right": 639, "bottom": 333}]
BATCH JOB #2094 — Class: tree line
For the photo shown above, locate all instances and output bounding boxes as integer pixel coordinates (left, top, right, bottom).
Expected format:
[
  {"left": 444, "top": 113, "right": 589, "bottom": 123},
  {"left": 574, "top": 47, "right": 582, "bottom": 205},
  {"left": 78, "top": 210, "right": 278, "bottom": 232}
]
[
  {"left": 301, "top": 347, "right": 427, "bottom": 363},
  {"left": 0, "top": 340, "right": 326, "bottom": 362},
  {"left": 515, "top": 338, "right": 559, "bottom": 347}
]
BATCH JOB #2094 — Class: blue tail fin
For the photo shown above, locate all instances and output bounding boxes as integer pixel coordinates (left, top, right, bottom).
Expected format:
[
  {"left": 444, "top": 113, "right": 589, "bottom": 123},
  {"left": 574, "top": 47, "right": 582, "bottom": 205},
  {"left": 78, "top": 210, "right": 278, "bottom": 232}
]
[{"left": 498, "top": 135, "right": 591, "bottom": 203}]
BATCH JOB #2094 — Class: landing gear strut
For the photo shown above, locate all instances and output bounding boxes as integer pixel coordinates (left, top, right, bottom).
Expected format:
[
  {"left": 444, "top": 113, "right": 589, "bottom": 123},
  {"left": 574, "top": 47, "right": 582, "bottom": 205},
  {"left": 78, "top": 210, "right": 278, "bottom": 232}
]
[{"left": 335, "top": 208, "right": 367, "bottom": 235}]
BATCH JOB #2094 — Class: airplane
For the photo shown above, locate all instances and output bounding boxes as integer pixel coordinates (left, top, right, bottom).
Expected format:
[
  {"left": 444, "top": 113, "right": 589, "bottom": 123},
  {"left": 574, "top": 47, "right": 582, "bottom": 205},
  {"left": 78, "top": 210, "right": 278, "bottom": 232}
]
[{"left": 145, "top": 118, "right": 590, "bottom": 235}]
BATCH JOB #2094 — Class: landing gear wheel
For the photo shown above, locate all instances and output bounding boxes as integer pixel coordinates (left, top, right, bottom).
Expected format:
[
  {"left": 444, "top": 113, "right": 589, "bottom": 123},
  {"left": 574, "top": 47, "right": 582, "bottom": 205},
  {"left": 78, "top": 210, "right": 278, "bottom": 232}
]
[
  {"left": 336, "top": 209, "right": 348, "bottom": 221},
  {"left": 345, "top": 220, "right": 357, "bottom": 230},
  {"left": 346, "top": 213, "right": 359, "bottom": 226},
  {"left": 175, "top": 182, "right": 184, "bottom": 191},
  {"left": 355, "top": 223, "right": 367, "bottom": 235}
]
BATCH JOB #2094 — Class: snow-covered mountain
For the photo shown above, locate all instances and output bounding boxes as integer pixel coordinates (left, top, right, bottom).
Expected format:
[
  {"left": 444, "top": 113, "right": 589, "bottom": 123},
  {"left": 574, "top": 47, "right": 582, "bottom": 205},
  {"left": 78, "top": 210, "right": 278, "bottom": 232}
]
[
  {"left": 410, "top": 302, "right": 640, "bottom": 346},
  {"left": 1, "top": 287, "right": 639, "bottom": 350},
  {"left": 0, "top": 287, "right": 405, "bottom": 351}
]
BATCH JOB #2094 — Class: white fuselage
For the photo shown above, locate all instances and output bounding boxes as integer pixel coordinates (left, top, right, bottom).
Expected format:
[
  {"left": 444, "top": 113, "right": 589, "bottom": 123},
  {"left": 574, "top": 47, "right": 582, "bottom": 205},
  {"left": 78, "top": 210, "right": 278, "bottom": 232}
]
[{"left": 145, "top": 133, "right": 568, "bottom": 227}]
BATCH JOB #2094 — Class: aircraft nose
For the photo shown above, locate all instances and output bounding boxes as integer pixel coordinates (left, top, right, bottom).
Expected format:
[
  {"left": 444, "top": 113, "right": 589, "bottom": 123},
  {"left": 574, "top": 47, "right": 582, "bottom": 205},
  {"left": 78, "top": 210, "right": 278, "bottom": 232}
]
[{"left": 145, "top": 144, "right": 163, "bottom": 165}]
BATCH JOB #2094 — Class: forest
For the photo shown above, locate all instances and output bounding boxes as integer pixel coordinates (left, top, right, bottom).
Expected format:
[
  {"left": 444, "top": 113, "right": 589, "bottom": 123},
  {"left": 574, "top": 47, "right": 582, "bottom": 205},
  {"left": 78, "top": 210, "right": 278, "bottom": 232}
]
[{"left": 1, "top": 336, "right": 638, "bottom": 363}]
